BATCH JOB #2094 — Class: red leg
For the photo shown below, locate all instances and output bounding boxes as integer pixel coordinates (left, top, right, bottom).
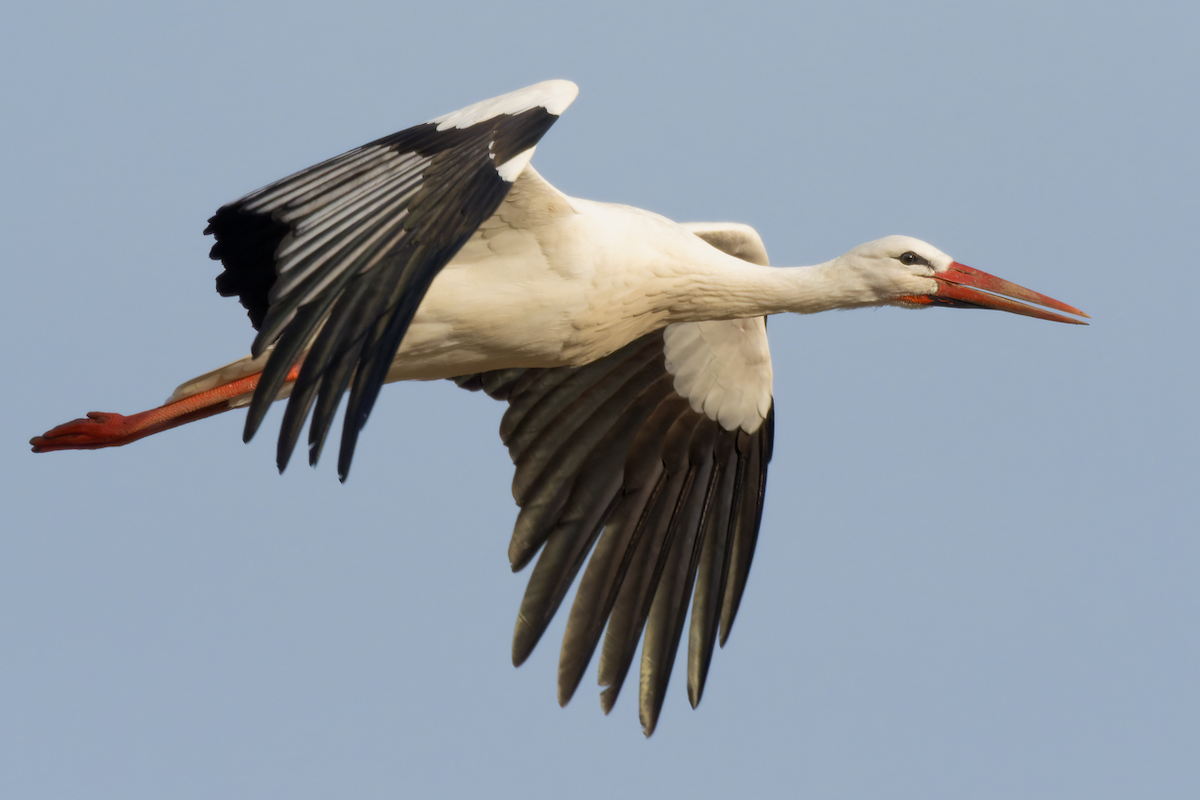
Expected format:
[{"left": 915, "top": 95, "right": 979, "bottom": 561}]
[{"left": 31, "top": 364, "right": 300, "bottom": 453}]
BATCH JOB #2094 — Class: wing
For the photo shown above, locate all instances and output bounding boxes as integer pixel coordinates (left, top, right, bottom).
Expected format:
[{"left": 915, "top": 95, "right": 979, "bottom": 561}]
[
  {"left": 205, "top": 80, "right": 578, "bottom": 479},
  {"left": 453, "top": 224, "right": 775, "bottom": 736}
]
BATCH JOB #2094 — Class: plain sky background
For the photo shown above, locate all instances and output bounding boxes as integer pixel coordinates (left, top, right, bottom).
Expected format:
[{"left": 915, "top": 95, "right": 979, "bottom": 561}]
[{"left": 2, "top": 1, "right": 1196, "bottom": 798}]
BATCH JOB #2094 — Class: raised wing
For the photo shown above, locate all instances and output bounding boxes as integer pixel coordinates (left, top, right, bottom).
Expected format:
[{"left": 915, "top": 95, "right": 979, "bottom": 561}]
[
  {"left": 453, "top": 224, "right": 776, "bottom": 736},
  {"left": 205, "top": 80, "right": 578, "bottom": 479}
]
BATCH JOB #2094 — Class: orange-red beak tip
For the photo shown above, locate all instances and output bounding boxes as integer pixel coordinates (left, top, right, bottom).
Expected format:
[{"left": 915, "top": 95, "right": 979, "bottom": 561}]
[{"left": 935, "top": 262, "right": 1089, "bottom": 325}]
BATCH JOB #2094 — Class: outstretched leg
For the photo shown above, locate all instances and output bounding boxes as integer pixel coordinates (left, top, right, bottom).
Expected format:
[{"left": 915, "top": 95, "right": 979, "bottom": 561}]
[{"left": 31, "top": 364, "right": 300, "bottom": 452}]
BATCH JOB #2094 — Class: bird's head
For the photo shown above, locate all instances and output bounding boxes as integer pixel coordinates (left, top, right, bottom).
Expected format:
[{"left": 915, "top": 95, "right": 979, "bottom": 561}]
[{"left": 839, "top": 235, "right": 1088, "bottom": 324}]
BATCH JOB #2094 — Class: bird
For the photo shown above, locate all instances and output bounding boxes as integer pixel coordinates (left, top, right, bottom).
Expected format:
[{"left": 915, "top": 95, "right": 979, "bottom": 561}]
[{"left": 30, "top": 80, "right": 1088, "bottom": 736}]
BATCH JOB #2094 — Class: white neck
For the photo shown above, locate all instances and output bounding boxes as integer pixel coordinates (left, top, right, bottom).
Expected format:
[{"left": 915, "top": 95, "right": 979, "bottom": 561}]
[{"left": 660, "top": 254, "right": 883, "bottom": 324}]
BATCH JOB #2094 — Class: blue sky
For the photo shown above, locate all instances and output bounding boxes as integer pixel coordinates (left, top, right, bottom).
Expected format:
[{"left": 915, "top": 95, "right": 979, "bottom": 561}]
[{"left": 2, "top": 1, "right": 1196, "bottom": 798}]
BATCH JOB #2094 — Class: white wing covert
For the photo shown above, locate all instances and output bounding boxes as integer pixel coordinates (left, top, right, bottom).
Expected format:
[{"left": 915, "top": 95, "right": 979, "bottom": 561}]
[
  {"left": 668, "top": 222, "right": 773, "bottom": 433},
  {"left": 663, "top": 317, "right": 772, "bottom": 432}
]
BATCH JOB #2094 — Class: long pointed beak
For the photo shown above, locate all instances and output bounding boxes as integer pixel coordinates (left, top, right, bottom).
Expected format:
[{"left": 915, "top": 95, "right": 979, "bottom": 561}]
[{"left": 905, "top": 262, "right": 1089, "bottom": 324}]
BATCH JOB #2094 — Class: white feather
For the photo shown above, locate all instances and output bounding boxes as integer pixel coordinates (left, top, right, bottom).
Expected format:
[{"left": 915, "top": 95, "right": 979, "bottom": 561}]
[{"left": 432, "top": 80, "right": 578, "bottom": 131}]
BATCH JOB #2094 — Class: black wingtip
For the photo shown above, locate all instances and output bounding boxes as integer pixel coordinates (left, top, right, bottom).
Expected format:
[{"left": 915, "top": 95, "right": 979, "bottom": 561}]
[
  {"left": 640, "top": 716, "right": 657, "bottom": 738},
  {"left": 243, "top": 395, "right": 268, "bottom": 445},
  {"left": 556, "top": 681, "right": 573, "bottom": 708},
  {"left": 336, "top": 407, "right": 359, "bottom": 482},
  {"left": 600, "top": 686, "right": 619, "bottom": 716},
  {"left": 336, "top": 413, "right": 358, "bottom": 482},
  {"left": 207, "top": 206, "right": 289, "bottom": 333},
  {"left": 512, "top": 624, "right": 539, "bottom": 667}
]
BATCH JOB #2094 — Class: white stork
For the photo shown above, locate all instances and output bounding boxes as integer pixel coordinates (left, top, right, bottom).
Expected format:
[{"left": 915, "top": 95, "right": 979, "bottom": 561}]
[{"left": 31, "top": 80, "right": 1087, "bottom": 736}]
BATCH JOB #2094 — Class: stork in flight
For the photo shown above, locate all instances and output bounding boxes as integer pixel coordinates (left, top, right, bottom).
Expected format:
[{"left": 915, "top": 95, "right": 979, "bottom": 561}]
[{"left": 31, "top": 80, "right": 1087, "bottom": 736}]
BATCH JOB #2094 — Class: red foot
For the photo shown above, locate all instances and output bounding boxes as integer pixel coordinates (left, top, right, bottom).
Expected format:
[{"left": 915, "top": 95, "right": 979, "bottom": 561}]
[
  {"left": 30, "top": 401, "right": 235, "bottom": 452},
  {"left": 31, "top": 412, "right": 140, "bottom": 452},
  {"left": 31, "top": 364, "right": 300, "bottom": 455}
]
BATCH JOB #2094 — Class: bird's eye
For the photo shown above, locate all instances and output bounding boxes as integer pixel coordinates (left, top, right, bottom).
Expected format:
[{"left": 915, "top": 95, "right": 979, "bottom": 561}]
[{"left": 898, "top": 251, "right": 930, "bottom": 267}]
